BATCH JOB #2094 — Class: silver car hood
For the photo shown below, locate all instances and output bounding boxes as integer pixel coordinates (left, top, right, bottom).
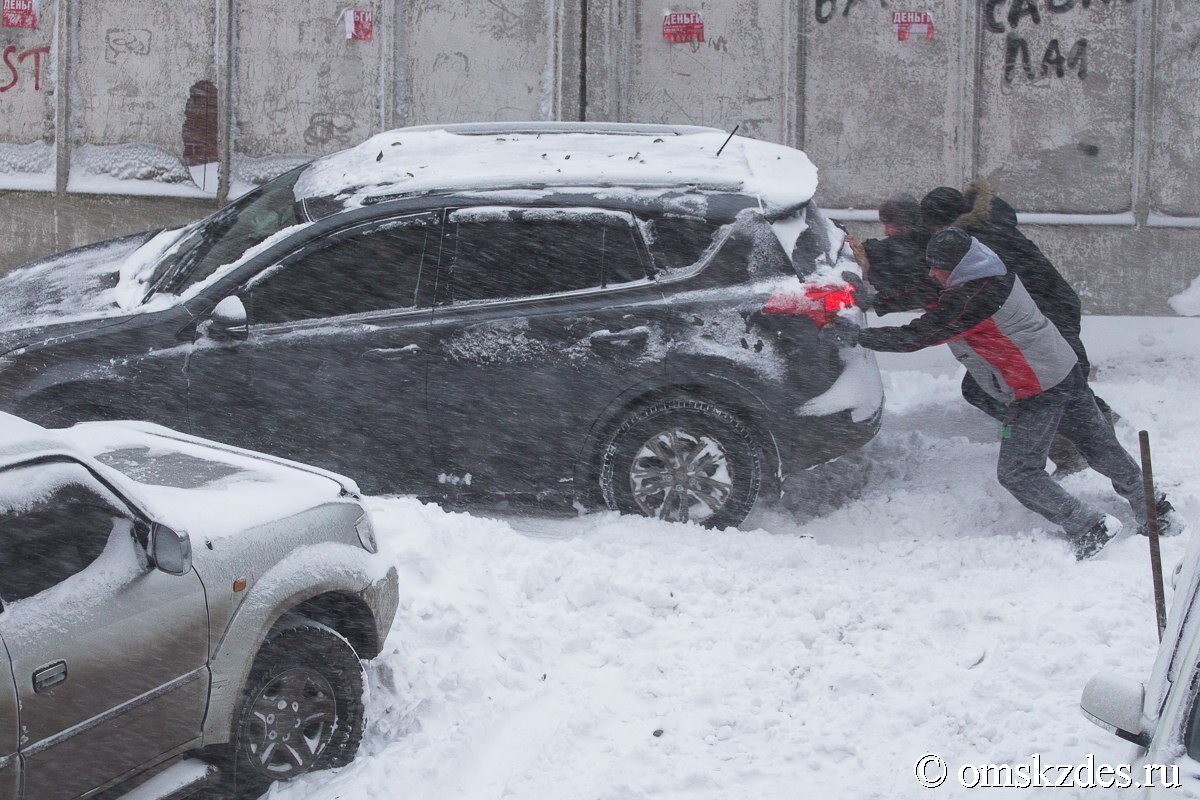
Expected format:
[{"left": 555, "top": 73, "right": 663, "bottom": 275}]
[{"left": 59, "top": 420, "right": 358, "bottom": 541}]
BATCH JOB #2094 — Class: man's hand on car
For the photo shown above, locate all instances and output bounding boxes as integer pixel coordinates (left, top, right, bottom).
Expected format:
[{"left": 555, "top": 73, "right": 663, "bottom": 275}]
[
  {"left": 820, "top": 318, "right": 862, "bottom": 348},
  {"left": 845, "top": 235, "right": 870, "bottom": 279},
  {"left": 841, "top": 271, "right": 875, "bottom": 311}
]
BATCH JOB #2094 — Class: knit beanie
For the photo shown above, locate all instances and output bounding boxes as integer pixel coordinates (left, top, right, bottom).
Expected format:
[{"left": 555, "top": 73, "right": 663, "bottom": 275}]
[
  {"left": 926, "top": 227, "right": 973, "bottom": 272},
  {"left": 920, "top": 187, "right": 969, "bottom": 228}
]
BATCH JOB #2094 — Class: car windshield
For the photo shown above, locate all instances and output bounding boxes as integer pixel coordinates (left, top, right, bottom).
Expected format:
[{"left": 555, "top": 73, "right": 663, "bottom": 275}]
[{"left": 143, "top": 165, "right": 307, "bottom": 301}]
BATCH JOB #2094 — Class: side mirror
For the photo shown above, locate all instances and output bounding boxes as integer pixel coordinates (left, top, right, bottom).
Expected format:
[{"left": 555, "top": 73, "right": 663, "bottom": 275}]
[
  {"left": 207, "top": 296, "right": 248, "bottom": 341},
  {"left": 149, "top": 523, "right": 193, "bottom": 576},
  {"left": 1080, "top": 672, "right": 1149, "bottom": 746}
]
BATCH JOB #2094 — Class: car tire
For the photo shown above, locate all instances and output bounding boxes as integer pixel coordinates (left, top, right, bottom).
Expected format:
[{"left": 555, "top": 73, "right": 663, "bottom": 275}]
[
  {"left": 229, "top": 618, "right": 366, "bottom": 798},
  {"left": 600, "top": 396, "right": 762, "bottom": 529}
]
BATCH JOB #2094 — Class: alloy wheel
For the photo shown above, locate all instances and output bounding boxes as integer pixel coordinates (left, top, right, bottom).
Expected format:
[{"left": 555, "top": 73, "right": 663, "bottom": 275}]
[
  {"left": 629, "top": 427, "right": 733, "bottom": 523},
  {"left": 243, "top": 667, "right": 338, "bottom": 780}
]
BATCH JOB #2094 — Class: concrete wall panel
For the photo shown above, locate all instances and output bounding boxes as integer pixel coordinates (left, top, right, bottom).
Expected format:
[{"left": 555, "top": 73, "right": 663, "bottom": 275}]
[
  {"left": 235, "top": 0, "right": 385, "bottom": 160},
  {"left": 801, "top": 0, "right": 965, "bottom": 209},
  {"left": 0, "top": 3, "right": 56, "bottom": 184},
  {"left": 71, "top": 1, "right": 216, "bottom": 189},
  {"left": 619, "top": 1, "right": 790, "bottom": 143},
  {"left": 404, "top": 0, "right": 552, "bottom": 125},
  {"left": 977, "top": 1, "right": 1136, "bottom": 213},
  {"left": 74, "top": 2, "right": 215, "bottom": 147},
  {"left": 1150, "top": 0, "right": 1200, "bottom": 216}
]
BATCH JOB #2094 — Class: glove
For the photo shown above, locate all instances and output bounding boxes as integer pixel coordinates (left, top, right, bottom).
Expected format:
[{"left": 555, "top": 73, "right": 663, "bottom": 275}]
[
  {"left": 820, "top": 318, "right": 862, "bottom": 348},
  {"left": 845, "top": 235, "right": 870, "bottom": 279},
  {"left": 841, "top": 270, "right": 875, "bottom": 311}
]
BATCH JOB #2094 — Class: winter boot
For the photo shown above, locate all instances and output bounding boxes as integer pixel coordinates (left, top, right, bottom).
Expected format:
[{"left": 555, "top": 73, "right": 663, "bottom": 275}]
[
  {"left": 1074, "top": 514, "right": 1122, "bottom": 560},
  {"left": 1140, "top": 495, "right": 1185, "bottom": 538}
]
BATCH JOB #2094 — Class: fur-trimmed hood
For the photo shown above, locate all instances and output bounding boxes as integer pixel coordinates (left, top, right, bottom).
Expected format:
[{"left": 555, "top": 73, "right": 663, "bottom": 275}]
[{"left": 951, "top": 179, "right": 995, "bottom": 232}]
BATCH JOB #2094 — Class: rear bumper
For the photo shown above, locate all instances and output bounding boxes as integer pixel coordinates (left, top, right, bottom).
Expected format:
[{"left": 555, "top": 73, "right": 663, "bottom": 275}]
[{"left": 771, "top": 404, "right": 883, "bottom": 484}]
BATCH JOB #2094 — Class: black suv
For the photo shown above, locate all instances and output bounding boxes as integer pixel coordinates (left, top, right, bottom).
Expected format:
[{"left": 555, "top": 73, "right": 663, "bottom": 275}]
[{"left": 0, "top": 123, "right": 881, "bottom": 528}]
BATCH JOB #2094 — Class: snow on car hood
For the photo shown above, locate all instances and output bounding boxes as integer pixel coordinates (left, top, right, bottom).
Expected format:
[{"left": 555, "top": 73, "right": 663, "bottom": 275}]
[
  {"left": 294, "top": 127, "right": 819, "bottom": 215},
  {"left": 61, "top": 421, "right": 357, "bottom": 540},
  {"left": 0, "top": 229, "right": 186, "bottom": 333}
]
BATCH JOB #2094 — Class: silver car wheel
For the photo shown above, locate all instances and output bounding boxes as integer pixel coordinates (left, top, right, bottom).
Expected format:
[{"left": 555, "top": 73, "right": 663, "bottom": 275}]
[
  {"left": 244, "top": 667, "right": 338, "bottom": 779},
  {"left": 629, "top": 426, "right": 733, "bottom": 523}
]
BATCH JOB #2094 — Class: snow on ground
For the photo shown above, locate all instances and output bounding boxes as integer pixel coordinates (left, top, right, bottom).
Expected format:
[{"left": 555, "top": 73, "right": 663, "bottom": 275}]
[{"left": 272, "top": 316, "right": 1198, "bottom": 800}]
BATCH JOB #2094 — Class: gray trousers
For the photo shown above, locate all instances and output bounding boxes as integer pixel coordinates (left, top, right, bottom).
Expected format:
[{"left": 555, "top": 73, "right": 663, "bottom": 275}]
[{"left": 996, "top": 366, "right": 1146, "bottom": 539}]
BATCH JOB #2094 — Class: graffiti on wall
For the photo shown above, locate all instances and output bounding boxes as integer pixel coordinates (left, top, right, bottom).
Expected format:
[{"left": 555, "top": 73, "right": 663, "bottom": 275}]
[
  {"left": 985, "top": 0, "right": 1133, "bottom": 84},
  {"left": 105, "top": 29, "right": 151, "bottom": 63},
  {"left": 0, "top": 43, "right": 47, "bottom": 91},
  {"left": 813, "top": 0, "right": 1135, "bottom": 84},
  {"left": 304, "top": 112, "right": 356, "bottom": 147}
]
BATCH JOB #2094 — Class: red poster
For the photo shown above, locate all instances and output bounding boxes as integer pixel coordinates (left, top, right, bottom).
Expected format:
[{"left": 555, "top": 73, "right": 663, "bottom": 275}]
[
  {"left": 351, "top": 9, "right": 373, "bottom": 41},
  {"left": 1, "top": 0, "right": 37, "bottom": 30},
  {"left": 662, "top": 11, "right": 703, "bottom": 44},
  {"left": 892, "top": 11, "right": 934, "bottom": 41},
  {"left": 340, "top": 8, "right": 373, "bottom": 41}
]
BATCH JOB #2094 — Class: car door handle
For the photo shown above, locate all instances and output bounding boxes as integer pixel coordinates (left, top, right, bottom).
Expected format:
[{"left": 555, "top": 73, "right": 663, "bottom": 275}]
[
  {"left": 362, "top": 345, "right": 421, "bottom": 361},
  {"left": 590, "top": 328, "right": 649, "bottom": 346},
  {"left": 33, "top": 661, "right": 67, "bottom": 693}
]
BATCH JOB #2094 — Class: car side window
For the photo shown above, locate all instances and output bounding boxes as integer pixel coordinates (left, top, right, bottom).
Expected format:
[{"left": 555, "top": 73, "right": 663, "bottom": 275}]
[
  {"left": 600, "top": 224, "right": 649, "bottom": 287},
  {"left": 446, "top": 210, "right": 649, "bottom": 304},
  {"left": 1185, "top": 691, "right": 1200, "bottom": 761},
  {"left": 449, "top": 219, "right": 601, "bottom": 303},
  {"left": 0, "top": 462, "right": 133, "bottom": 604},
  {"left": 247, "top": 220, "right": 433, "bottom": 324},
  {"left": 639, "top": 214, "right": 724, "bottom": 275}
]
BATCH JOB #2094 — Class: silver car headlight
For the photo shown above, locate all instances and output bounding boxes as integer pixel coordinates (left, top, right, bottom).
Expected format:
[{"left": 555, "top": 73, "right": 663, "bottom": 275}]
[{"left": 354, "top": 511, "right": 378, "bottom": 553}]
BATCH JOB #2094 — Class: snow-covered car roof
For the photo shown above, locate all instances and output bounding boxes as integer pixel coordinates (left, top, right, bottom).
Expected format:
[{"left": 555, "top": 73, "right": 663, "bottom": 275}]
[{"left": 294, "top": 122, "right": 819, "bottom": 216}]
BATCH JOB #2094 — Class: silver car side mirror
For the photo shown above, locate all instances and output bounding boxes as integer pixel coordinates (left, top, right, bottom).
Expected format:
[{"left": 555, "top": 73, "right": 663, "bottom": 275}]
[
  {"left": 1080, "top": 672, "right": 1148, "bottom": 746},
  {"left": 209, "top": 296, "right": 249, "bottom": 341},
  {"left": 150, "top": 523, "right": 193, "bottom": 576}
]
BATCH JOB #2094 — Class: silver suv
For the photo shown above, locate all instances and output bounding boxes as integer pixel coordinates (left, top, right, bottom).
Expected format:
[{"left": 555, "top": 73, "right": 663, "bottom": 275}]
[{"left": 0, "top": 412, "right": 398, "bottom": 800}]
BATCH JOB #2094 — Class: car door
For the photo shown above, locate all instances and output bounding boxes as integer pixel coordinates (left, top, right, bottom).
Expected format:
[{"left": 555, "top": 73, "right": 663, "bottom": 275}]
[
  {"left": 427, "top": 207, "right": 666, "bottom": 498},
  {"left": 185, "top": 212, "right": 441, "bottom": 494},
  {"left": 0, "top": 638, "right": 16, "bottom": 800},
  {"left": 0, "top": 459, "right": 208, "bottom": 800}
]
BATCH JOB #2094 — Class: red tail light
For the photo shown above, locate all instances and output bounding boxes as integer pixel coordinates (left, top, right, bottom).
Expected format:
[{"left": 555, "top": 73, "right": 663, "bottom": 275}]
[{"left": 763, "top": 284, "right": 857, "bottom": 327}]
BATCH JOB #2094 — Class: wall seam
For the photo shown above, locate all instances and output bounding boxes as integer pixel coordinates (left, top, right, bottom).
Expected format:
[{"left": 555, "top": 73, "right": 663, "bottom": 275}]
[
  {"left": 215, "top": 0, "right": 233, "bottom": 205},
  {"left": 1131, "top": 0, "right": 1157, "bottom": 227},
  {"left": 53, "top": 0, "right": 70, "bottom": 198}
]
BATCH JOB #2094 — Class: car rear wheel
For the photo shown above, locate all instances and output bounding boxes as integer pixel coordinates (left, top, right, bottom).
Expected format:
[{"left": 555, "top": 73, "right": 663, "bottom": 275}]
[
  {"left": 600, "top": 397, "right": 761, "bottom": 529},
  {"left": 229, "top": 618, "right": 365, "bottom": 798}
]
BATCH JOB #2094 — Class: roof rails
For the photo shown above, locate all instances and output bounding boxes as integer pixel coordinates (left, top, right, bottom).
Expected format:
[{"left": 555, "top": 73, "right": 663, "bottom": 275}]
[
  {"left": 393, "top": 121, "right": 727, "bottom": 138},
  {"left": 360, "top": 180, "right": 745, "bottom": 207}
]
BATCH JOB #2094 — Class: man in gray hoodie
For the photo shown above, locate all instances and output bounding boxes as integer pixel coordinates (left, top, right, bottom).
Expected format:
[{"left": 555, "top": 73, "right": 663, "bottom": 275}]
[{"left": 827, "top": 227, "right": 1159, "bottom": 559}]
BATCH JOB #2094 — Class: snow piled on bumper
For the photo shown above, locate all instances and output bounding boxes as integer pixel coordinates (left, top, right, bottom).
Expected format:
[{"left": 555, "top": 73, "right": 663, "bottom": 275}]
[{"left": 796, "top": 346, "right": 884, "bottom": 423}]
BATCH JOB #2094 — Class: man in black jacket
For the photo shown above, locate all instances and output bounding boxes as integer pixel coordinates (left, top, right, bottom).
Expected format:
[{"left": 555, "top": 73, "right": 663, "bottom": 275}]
[
  {"left": 852, "top": 194, "right": 940, "bottom": 315},
  {"left": 827, "top": 229, "right": 1163, "bottom": 559}
]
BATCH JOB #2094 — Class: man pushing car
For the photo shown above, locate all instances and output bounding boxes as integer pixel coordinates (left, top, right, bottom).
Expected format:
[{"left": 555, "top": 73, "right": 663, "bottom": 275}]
[{"left": 825, "top": 227, "right": 1176, "bottom": 559}]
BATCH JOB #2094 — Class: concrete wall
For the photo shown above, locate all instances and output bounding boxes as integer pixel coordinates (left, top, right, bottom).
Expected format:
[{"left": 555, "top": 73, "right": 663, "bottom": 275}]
[{"left": 0, "top": 0, "right": 1195, "bottom": 314}]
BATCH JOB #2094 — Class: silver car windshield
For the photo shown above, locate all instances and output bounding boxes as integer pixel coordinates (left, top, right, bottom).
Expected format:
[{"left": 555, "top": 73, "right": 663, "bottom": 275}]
[{"left": 94, "top": 446, "right": 253, "bottom": 489}]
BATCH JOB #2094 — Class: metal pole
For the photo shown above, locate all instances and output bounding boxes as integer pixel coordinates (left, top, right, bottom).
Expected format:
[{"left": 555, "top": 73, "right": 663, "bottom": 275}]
[{"left": 1140, "top": 430, "right": 1166, "bottom": 640}]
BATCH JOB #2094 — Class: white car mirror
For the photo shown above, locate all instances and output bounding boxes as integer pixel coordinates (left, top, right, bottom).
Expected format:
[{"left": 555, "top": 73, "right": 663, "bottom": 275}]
[{"left": 1080, "top": 672, "right": 1148, "bottom": 745}]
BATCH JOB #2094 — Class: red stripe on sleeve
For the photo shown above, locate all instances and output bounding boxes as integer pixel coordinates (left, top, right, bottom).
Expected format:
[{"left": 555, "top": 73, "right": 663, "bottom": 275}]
[{"left": 962, "top": 319, "right": 1043, "bottom": 399}]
